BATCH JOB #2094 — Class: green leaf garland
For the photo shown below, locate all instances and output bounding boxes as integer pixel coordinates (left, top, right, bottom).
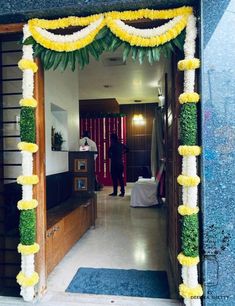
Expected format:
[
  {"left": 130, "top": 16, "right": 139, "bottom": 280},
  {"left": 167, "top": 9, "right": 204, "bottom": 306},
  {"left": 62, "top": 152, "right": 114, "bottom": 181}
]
[
  {"left": 180, "top": 103, "right": 197, "bottom": 145},
  {"left": 182, "top": 214, "right": 199, "bottom": 257},
  {"left": 20, "top": 107, "right": 36, "bottom": 143},
  {"left": 22, "top": 28, "right": 185, "bottom": 71},
  {"left": 19, "top": 210, "right": 36, "bottom": 245}
]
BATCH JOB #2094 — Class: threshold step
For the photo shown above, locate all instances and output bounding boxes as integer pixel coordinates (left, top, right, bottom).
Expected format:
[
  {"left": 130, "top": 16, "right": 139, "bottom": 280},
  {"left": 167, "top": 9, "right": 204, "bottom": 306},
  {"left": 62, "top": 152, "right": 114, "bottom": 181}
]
[
  {"left": 41, "top": 291, "right": 183, "bottom": 306},
  {"left": 0, "top": 291, "right": 183, "bottom": 306}
]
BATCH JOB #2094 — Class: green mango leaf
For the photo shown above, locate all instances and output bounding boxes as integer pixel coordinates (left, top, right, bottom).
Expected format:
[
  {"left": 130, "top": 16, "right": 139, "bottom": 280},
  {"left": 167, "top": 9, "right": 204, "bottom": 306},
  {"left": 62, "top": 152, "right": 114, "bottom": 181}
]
[
  {"left": 34, "top": 44, "right": 44, "bottom": 57},
  {"left": 43, "top": 49, "right": 53, "bottom": 70},
  {"left": 46, "top": 51, "right": 56, "bottom": 70},
  {"left": 123, "top": 44, "right": 131, "bottom": 62},
  {"left": 152, "top": 48, "right": 160, "bottom": 62},
  {"left": 89, "top": 44, "right": 100, "bottom": 60},
  {"left": 147, "top": 48, "right": 153, "bottom": 65},
  {"left": 109, "top": 36, "right": 121, "bottom": 51},
  {"left": 81, "top": 48, "right": 89, "bottom": 66},
  {"left": 23, "top": 36, "right": 35, "bottom": 45},
  {"left": 53, "top": 52, "right": 63, "bottom": 70},
  {"left": 131, "top": 47, "right": 138, "bottom": 61},
  {"left": 68, "top": 51, "right": 76, "bottom": 71},
  {"left": 138, "top": 48, "right": 146, "bottom": 65},
  {"left": 76, "top": 50, "right": 84, "bottom": 69},
  {"left": 95, "top": 27, "right": 109, "bottom": 40},
  {"left": 61, "top": 52, "right": 69, "bottom": 71},
  {"left": 173, "top": 36, "right": 183, "bottom": 50}
]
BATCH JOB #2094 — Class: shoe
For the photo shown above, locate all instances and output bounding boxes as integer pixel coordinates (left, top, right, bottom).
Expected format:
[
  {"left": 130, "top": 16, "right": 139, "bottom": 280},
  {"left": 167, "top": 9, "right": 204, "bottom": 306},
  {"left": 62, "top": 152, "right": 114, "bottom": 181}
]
[
  {"left": 109, "top": 193, "right": 117, "bottom": 196},
  {"left": 119, "top": 193, "right": 125, "bottom": 197}
]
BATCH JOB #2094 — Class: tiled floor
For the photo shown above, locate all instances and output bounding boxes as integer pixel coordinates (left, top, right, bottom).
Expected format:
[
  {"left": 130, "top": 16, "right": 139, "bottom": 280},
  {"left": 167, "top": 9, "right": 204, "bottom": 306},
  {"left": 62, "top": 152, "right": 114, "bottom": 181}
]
[
  {"left": 47, "top": 187, "right": 178, "bottom": 297},
  {"left": 0, "top": 186, "right": 182, "bottom": 306}
]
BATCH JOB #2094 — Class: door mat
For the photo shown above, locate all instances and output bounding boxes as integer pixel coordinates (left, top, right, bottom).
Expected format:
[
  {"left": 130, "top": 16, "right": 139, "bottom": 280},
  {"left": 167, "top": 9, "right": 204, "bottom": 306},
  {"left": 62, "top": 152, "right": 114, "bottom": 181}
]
[{"left": 66, "top": 267, "right": 170, "bottom": 298}]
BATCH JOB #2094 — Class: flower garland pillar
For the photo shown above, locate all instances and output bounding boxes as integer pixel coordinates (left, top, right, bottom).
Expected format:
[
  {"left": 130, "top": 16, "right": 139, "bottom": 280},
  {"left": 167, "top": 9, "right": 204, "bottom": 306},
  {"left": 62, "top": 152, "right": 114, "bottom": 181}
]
[
  {"left": 177, "top": 14, "right": 203, "bottom": 306},
  {"left": 16, "top": 25, "right": 40, "bottom": 301}
]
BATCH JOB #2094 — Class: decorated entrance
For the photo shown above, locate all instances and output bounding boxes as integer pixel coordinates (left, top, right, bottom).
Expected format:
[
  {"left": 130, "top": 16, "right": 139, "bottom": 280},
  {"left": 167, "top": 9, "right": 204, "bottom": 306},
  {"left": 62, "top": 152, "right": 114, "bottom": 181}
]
[{"left": 15, "top": 6, "right": 202, "bottom": 305}]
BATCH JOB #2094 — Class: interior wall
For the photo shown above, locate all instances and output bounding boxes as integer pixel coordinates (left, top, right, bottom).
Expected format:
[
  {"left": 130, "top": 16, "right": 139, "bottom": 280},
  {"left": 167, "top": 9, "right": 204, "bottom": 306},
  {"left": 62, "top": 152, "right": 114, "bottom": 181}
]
[
  {"left": 120, "top": 103, "right": 157, "bottom": 182},
  {"left": 45, "top": 68, "right": 79, "bottom": 175}
]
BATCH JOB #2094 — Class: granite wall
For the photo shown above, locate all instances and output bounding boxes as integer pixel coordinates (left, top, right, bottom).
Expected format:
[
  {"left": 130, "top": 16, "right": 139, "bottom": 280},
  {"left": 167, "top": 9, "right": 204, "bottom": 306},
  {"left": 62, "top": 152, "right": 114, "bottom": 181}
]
[
  {"left": 0, "top": 0, "right": 195, "bottom": 23},
  {"left": 0, "top": 0, "right": 234, "bottom": 305},
  {"left": 201, "top": 1, "right": 235, "bottom": 305}
]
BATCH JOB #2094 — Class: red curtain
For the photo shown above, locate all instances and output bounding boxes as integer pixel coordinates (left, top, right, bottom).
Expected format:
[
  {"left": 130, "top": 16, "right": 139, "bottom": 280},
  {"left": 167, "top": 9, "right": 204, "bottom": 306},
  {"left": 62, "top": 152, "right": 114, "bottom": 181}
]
[{"left": 80, "top": 116, "right": 127, "bottom": 186}]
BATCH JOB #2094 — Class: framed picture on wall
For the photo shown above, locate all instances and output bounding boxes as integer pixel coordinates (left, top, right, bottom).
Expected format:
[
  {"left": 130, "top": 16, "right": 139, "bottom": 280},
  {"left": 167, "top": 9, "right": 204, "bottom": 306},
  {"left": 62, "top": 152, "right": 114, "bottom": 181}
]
[
  {"left": 74, "top": 159, "right": 87, "bottom": 172},
  {"left": 74, "top": 177, "right": 88, "bottom": 191}
]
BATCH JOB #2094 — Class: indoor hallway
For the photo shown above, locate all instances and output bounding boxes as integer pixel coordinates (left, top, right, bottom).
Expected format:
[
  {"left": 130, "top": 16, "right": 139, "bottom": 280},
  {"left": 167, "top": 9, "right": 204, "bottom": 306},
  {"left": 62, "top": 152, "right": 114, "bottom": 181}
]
[{"left": 0, "top": 187, "right": 182, "bottom": 306}]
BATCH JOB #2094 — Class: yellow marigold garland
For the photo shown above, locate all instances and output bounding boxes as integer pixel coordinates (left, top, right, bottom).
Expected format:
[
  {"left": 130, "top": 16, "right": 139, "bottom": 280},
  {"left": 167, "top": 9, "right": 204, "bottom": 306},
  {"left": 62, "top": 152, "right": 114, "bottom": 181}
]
[
  {"left": 177, "top": 175, "right": 200, "bottom": 187},
  {"left": 178, "top": 58, "right": 200, "bottom": 71},
  {"left": 19, "top": 98, "right": 38, "bottom": 108},
  {"left": 17, "top": 271, "right": 39, "bottom": 287},
  {"left": 178, "top": 205, "right": 199, "bottom": 216},
  {"left": 178, "top": 145, "right": 201, "bottom": 156},
  {"left": 29, "top": 14, "right": 103, "bottom": 29},
  {"left": 179, "top": 284, "right": 203, "bottom": 299},
  {"left": 17, "top": 175, "right": 39, "bottom": 185},
  {"left": 179, "top": 92, "right": 200, "bottom": 104},
  {"left": 18, "top": 243, "right": 40, "bottom": 255},
  {"left": 18, "top": 142, "right": 38, "bottom": 153},
  {"left": 105, "top": 7, "right": 193, "bottom": 20},
  {"left": 106, "top": 15, "right": 188, "bottom": 47},
  {"left": 17, "top": 199, "right": 38, "bottom": 210},
  {"left": 29, "top": 18, "right": 106, "bottom": 52},
  {"left": 18, "top": 59, "right": 38, "bottom": 73},
  {"left": 177, "top": 252, "right": 200, "bottom": 266}
]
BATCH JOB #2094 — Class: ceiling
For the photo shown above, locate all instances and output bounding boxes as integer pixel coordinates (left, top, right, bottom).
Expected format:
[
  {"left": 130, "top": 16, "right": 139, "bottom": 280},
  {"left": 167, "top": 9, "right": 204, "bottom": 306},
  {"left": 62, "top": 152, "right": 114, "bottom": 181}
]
[{"left": 79, "top": 49, "right": 170, "bottom": 105}]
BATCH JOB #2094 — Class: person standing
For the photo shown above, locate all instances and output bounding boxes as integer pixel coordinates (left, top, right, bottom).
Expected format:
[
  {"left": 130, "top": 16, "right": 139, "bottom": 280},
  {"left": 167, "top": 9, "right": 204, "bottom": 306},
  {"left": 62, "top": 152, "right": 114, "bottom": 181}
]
[{"left": 108, "top": 133, "right": 128, "bottom": 197}]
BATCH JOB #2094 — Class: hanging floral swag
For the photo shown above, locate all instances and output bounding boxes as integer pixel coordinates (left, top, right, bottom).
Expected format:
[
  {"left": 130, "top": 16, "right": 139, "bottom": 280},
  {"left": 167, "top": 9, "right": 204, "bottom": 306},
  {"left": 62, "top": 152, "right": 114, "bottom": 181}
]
[
  {"left": 17, "top": 6, "right": 203, "bottom": 305},
  {"left": 21, "top": 7, "right": 193, "bottom": 70},
  {"left": 23, "top": 26, "right": 185, "bottom": 70}
]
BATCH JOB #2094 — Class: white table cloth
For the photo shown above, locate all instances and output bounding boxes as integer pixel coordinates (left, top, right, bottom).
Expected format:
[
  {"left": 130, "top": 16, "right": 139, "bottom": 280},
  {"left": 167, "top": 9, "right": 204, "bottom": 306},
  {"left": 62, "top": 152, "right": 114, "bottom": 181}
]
[{"left": 130, "top": 179, "right": 158, "bottom": 207}]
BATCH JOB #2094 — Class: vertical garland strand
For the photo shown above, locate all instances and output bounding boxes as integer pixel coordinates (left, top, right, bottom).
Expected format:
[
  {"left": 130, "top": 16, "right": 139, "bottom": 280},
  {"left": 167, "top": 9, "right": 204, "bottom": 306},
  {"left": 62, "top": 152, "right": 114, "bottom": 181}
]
[
  {"left": 177, "top": 14, "right": 203, "bottom": 306},
  {"left": 16, "top": 24, "right": 40, "bottom": 302}
]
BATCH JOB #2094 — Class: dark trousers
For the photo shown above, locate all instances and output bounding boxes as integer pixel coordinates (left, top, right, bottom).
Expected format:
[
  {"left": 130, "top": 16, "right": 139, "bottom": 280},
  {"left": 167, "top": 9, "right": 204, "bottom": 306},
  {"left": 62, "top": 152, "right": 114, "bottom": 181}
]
[{"left": 111, "top": 164, "right": 125, "bottom": 194}]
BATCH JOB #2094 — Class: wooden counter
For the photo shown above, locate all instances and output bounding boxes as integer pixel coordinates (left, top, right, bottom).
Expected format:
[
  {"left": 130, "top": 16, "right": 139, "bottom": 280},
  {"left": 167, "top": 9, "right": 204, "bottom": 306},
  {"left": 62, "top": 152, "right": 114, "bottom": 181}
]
[{"left": 46, "top": 194, "right": 97, "bottom": 275}]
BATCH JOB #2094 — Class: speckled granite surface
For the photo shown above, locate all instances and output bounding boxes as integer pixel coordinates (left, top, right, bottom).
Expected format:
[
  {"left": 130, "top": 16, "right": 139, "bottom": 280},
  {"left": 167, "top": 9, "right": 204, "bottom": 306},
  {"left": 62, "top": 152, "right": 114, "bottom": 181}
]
[
  {"left": 201, "top": 0, "right": 235, "bottom": 305},
  {"left": 0, "top": 0, "right": 234, "bottom": 305},
  {"left": 0, "top": 0, "right": 195, "bottom": 23}
]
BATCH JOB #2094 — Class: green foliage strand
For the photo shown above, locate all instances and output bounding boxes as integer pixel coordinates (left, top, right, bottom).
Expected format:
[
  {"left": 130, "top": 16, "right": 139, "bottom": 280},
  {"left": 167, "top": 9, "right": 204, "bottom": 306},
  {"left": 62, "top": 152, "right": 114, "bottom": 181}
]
[
  {"left": 20, "top": 107, "right": 36, "bottom": 143},
  {"left": 182, "top": 214, "right": 199, "bottom": 257},
  {"left": 23, "top": 28, "right": 185, "bottom": 71},
  {"left": 19, "top": 210, "right": 36, "bottom": 245},
  {"left": 180, "top": 103, "right": 197, "bottom": 145}
]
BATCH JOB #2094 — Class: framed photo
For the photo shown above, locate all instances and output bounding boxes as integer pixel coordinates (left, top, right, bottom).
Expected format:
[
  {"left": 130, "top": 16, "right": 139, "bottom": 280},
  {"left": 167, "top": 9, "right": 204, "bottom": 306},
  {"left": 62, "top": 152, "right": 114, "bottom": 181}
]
[
  {"left": 74, "top": 177, "right": 88, "bottom": 191},
  {"left": 74, "top": 159, "right": 87, "bottom": 172}
]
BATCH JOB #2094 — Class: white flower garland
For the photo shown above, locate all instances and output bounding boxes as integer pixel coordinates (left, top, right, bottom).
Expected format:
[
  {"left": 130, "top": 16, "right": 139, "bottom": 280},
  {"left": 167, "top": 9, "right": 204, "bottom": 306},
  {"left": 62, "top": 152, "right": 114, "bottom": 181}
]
[
  {"left": 34, "top": 17, "right": 104, "bottom": 43},
  {"left": 18, "top": 24, "right": 38, "bottom": 302},
  {"left": 113, "top": 15, "right": 183, "bottom": 38},
  {"left": 18, "top": 9, "right": 202, "bottom": 304},
  {"left": 183, "top": 15, "right": 197, "bottom": 93},
  {"left": 180, "top": 14, "right": 202, "bottom": 306}
]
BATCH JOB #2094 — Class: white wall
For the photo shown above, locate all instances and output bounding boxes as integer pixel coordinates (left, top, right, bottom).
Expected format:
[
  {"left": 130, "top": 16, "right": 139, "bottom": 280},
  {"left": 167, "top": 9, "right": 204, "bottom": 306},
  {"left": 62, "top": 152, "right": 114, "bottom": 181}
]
[{"left": 45, "top": 68, "right": 79, "bottom": 175}]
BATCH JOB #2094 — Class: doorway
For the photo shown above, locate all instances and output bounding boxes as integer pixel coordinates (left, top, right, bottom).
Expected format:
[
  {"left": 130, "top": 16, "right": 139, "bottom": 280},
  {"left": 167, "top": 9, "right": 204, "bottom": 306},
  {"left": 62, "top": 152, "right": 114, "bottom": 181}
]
[
  {"left": 41, "top": 44, "right": 182, "bottom": 301},
  {"left": 0, "top": 6, "right": 201, "bottom": 304}
]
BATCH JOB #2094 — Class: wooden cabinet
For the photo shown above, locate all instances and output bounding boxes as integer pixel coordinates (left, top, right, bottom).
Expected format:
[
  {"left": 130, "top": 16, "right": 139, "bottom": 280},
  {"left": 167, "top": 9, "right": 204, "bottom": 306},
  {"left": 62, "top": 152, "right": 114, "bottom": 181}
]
[
  {"left": 46, "top": 196, "right": 97, "bottom": 275},
  {"left": 69, "top": 151, "right": 96, "bottom": 197}
]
